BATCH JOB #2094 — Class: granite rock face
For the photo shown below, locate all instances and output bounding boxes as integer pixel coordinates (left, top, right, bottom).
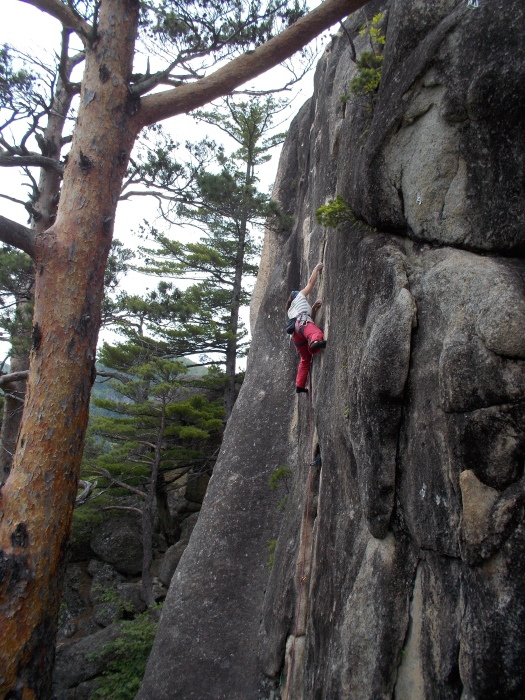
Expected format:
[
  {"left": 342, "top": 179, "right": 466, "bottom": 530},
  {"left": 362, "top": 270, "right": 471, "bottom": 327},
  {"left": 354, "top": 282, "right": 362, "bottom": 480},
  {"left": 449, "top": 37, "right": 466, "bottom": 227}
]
[{"left": 140, "top": 1, "right": 525, "bottom": 697}]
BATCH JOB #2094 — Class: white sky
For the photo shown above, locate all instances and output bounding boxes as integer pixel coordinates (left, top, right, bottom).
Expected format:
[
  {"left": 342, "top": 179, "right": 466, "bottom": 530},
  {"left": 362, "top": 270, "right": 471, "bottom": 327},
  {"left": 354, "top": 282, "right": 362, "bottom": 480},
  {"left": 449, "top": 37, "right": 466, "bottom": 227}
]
[{"left": 0, "top": 0, "right": 332, "bottom": 361}]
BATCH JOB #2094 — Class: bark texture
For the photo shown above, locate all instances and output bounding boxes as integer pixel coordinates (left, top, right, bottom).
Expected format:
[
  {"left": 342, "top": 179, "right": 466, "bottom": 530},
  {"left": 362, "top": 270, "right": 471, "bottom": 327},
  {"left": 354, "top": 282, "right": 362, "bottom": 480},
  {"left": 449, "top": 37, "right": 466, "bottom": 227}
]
[
  {"left": 0, "top": 41, "right": 77, "bottom": 484},
  {"left": 140, "top": 1, "right": 525, "bottom": 698}
]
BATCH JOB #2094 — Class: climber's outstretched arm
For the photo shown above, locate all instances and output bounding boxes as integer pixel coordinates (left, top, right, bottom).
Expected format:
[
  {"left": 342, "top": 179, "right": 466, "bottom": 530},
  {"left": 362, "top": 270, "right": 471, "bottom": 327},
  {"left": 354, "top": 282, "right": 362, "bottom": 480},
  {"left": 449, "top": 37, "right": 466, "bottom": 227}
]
[{"left": 300, "top": 262, "right": 323, "bottom": 298}]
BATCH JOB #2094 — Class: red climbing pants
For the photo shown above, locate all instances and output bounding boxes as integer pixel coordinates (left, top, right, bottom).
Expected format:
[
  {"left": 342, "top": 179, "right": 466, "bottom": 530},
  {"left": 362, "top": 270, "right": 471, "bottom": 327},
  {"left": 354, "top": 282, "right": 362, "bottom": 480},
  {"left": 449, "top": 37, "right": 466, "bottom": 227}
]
[{"left": 293, "top": 322, "right": 325, "bottom": 389}]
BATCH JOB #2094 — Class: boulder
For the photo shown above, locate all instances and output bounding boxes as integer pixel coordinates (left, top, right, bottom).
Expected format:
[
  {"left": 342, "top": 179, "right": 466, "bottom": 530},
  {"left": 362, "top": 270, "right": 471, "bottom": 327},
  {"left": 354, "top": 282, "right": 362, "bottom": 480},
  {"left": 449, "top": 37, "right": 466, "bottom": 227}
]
[
  {"left": 54, "top": 678, "right": 100, "bottom": 700},
  {"left": 180, "top": 512, "right": 199, "bottom": 541},
  {"left": 185, "top": 473, "right": 210, "bottom": 504},
  {"left": 159, "top": 540, "right": 189, "bottom": 587},
  {"left": 90, "top": 514, "right": 143, "bottom": 575},
  {"left": 117, "top": 581, "right": 147, "bottom": 615},
  {"left": 89, "top": 561, "right": 124, "bottom": 605},
  {"left": 58, "top": 564, "right": 89, "bottom": 640},
  {"left": 53, "top": 622, "right": 122, "bottom": 694},
  {"left": 93, "top": 601, "right": 124, "bottom": 627}
]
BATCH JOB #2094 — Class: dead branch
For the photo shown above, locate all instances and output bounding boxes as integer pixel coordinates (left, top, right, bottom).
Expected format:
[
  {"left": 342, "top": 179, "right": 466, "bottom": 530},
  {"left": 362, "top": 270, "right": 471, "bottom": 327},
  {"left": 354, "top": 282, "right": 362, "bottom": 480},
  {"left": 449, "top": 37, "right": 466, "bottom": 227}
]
[
  {"left": 0, "top": 217, "right": 36, "bottom": 258},
  {"left": 0, "top": 371, "right": 29, "bottom": 389}
]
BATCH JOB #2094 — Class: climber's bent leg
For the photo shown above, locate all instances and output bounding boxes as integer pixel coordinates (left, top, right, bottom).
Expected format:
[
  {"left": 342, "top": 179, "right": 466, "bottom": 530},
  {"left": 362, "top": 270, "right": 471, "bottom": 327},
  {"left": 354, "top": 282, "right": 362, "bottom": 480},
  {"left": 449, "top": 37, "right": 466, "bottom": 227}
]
[
  {"left": 302, "top": 322, "right": 325, "bottom": 354},
  {"left": 293, "top": 333, "right": 311, "bottom": 389}
]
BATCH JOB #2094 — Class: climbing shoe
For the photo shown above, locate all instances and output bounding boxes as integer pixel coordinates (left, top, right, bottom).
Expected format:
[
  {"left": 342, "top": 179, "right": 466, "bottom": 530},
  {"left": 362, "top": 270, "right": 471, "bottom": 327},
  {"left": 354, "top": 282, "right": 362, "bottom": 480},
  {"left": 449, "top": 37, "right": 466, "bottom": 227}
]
[
  {"left": 310, "top": 340, "right": 326, "bottom": 351},
  {"left": 296, "top": 386, "right": 308, "bottom": 394}
]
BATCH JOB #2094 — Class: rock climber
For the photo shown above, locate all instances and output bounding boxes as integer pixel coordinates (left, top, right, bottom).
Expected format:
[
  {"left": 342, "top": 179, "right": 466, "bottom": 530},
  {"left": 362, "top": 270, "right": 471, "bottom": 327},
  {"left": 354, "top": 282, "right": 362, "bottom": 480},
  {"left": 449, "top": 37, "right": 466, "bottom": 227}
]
[{"left": 286, "top": 262, "right": 326, "bottom": 394}]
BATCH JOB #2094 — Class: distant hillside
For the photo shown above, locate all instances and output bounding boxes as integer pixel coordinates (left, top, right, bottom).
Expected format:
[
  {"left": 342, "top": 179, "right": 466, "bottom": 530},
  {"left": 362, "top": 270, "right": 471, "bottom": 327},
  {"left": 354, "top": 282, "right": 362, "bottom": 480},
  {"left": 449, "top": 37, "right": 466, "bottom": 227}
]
[{"left": 91, "top": 360, "right": 211, "bottom": 416}]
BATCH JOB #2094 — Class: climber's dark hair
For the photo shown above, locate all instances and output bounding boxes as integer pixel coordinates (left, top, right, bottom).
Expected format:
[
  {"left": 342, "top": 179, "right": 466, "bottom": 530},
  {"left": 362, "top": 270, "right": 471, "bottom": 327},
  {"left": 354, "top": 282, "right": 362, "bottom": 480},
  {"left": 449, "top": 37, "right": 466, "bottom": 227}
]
[{"left": 285, "top": 290, "right": 299, "bottom": 312}]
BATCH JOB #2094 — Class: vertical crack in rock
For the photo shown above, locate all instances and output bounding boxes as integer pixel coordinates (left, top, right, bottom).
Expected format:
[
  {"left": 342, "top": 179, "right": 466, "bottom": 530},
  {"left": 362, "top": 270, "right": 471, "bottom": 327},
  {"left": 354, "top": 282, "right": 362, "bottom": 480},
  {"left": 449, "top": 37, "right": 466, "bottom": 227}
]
[
  {"left": 281, "top": 446, "right": 322, "bottom": 700},
  {"left": 394, "top": 559, "right": 424, "bottom": 698}
]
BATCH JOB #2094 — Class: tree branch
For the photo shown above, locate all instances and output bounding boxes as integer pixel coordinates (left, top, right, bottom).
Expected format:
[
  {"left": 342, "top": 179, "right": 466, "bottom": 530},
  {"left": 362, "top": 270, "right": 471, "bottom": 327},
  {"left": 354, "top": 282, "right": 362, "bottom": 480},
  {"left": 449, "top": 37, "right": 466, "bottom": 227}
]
[
  {"left": 0, "top": 216, "right": 36, "bottom": 258},
  {"left": 88, "top": 464, "right": 147, "bottom": 500},
  {"left": 96, "top": 369, "right": 131, "bottom": 384},
  {"left": 59, "top": 28, "right": 73, "bottom": 90},
  {"left": 0, "top": 154, "right": 64, "bottom": 174},
  {"left": 102, "top": 505, "right": 143, "bottom": 515},
  {"left": 118, "top": 189, "right": 183, "bottom": 202},
  {"left": 131, "top": 59, "right": 181, "bottom": 97},
  {"left": 19, "top": 0, "right": 91, "bottom": 40},
  {"left": 76, "top": 479, "right": 97, "bottom": 505},
  {"left": 0, "top": 193, "right": 28, "bottom": 208},
  {"left": 0, "top": 371, "right": 29, "bottom": 389},
  {"left": 137, "top": 0, "right": 370, "bottom": 127}
]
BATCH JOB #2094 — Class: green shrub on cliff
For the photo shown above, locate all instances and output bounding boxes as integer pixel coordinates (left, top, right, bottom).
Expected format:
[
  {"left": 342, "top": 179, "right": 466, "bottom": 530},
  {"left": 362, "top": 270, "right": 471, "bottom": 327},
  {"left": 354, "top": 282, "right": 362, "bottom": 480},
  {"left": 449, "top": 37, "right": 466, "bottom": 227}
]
[
  {"left": 350, "top": 52, "right": 384, "bottom": 96},
  {"left": 269, "top": 465, "right": 292, "bottom": 512},
  {"left": 267, "top": 539, "right": 278, "bottom": 570},
  {"left": 268, "top": 465, "right": 292, "bottom": 491},
  {"left": 315, "top": 195, "right": 355, "bottom": 228},
  {"left": 91, "top": 608, "right": 160, "bottom": 700},
  {"left": 350, "top": 13, "right": 386, "bottom": 101}
]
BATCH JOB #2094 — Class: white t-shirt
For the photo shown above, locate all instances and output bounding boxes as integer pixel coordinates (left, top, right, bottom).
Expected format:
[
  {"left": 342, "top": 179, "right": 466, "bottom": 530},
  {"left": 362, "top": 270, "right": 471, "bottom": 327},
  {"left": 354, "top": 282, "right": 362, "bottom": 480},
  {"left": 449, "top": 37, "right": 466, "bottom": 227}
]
[{"left": 287, "top": 292, "right": 311, "bottom": 319}]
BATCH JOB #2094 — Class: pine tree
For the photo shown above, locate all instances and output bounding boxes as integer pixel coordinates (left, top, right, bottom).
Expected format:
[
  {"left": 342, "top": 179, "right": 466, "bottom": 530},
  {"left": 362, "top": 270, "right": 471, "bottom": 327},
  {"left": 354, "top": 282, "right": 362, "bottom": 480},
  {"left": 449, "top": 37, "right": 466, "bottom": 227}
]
[
  {"left": 84, "top": 339, "right": 223, "bottom": 607},
  {"left": 139, "top": 96, "right": 287, "bottom": 417}
]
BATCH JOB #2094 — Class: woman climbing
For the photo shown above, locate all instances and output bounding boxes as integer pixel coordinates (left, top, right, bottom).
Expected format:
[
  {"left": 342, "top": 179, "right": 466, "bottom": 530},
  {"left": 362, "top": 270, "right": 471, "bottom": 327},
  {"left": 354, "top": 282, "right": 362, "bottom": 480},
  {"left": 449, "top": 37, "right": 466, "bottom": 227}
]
[{"left": 286, "top": 262, "right": 326, "bottom": 394}]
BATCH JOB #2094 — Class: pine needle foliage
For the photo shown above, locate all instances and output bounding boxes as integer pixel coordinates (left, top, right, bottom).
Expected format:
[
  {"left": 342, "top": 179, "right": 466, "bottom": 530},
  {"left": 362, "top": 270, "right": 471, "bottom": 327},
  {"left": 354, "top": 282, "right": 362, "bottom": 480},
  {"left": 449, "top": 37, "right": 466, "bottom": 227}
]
[
  {"left": 0, "top": 45, "right": 37, "bottom": 116},
  {"left": 85, "top": 342, "right": 223, "bottom": 491},
  {"left": 350, "top": 13, "right": 386, "bottom": 101},
  {"left": 268, "top": 466, "right": 292, "bottom": 491},
  {"left": 137, "top": 96, "right": 290, "bottom": 417},
  {"left": 90, "top": 608, "right": 161, "bottom": 700},
  {"left": 315, "top": 195, "right": 355, "bottom": 229}
]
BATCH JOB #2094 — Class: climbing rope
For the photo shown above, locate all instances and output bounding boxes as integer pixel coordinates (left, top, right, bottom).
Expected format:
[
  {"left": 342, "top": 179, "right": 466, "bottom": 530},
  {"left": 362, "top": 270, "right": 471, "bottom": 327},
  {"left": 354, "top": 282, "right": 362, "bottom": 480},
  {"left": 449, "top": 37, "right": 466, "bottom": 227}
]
[{"left": 285, "top": 371, "right": 317, "bottom": 699}]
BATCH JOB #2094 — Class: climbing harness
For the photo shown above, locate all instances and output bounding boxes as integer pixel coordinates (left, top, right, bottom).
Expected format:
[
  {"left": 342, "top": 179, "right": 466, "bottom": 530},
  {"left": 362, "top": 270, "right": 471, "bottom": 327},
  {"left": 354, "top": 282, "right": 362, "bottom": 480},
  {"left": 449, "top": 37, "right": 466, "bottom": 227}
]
[
  {"left": 285, "top": 372, "right": 318, "bottom": 699},
  {"left": 287, "top": 311, "right": 313, "bottom": 335},
  {"left": 294, "top": 312, "right": 311, "bottom": 334}
]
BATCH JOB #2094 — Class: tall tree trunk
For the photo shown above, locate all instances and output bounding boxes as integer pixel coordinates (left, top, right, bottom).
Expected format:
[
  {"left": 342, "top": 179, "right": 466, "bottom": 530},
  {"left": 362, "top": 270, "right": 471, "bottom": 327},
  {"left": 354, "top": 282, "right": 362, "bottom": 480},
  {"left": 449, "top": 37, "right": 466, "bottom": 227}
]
[
  {"left": 223, "top": 160, "right": 253, "bottom": 420},
  {"left": 156, "top": 471, "right": 176, "bottom": 545},
  {"left": 0, "top": 1, "right": 140, "bottom": 696},
  {"left": 223, "top": 235, "right": 245, "bottom": 419},
  {"left": 0, "top": 39, "right": 77, "bottom": 482},
  {"left": 142, "top": 405, "right": 166, "bottom": 608}
]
